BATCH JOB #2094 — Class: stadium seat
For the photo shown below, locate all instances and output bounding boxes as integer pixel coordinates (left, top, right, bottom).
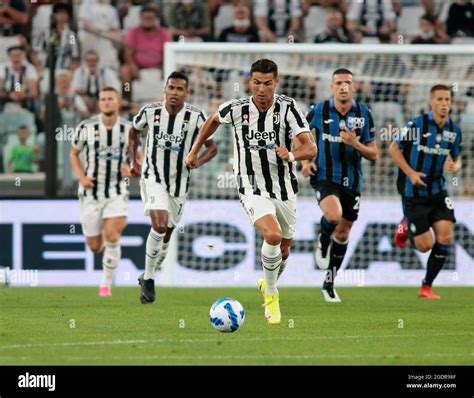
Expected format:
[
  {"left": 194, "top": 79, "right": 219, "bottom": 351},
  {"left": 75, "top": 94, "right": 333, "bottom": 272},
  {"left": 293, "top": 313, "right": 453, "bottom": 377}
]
[
  {"left": 398, "top": 6, "right": 424, "bottom": 37},
  {"left": 304, "top": 6, "right": 327, "bottom": 42},
  {"left": 0, "top": 36, "right": 21, "bottom": 64},
  {"left": 132, "top": 68, "right": 164, "bottom": 103},
  {"left": 213, "top": 4, "right": 234, "bottom": 40}
]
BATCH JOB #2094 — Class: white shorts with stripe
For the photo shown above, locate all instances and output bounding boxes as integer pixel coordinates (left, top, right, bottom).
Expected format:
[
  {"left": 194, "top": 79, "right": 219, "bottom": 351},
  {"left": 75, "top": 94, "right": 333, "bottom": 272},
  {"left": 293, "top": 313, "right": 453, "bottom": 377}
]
[
  {"left": 79, "top": 194, "right": 128, "bottom": 237},
  {"left": 239, "top": 194, "right": 296, "bottom": 239},
  {"left": 140, "top": 178, "right": 186, "bottom": 228}
]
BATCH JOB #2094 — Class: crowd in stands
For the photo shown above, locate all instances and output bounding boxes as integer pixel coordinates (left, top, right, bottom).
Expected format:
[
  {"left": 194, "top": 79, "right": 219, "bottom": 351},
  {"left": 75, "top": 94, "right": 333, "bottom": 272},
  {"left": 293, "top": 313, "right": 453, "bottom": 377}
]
[{"left": 0, "top": 0, "right": 472, "bottom": 197}]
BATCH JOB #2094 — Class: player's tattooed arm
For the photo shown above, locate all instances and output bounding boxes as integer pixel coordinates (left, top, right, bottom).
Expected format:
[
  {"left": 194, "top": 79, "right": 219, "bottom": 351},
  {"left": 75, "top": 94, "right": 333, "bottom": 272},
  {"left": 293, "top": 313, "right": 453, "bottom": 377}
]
[
  {"left": 444, "top": 156, "right": 461, "bottom": 173},
  {"left": 129, "top": 126, "right": 142, "bottom": 177},
  {"left": 389, "top": 141, "right": 427, "bottom": 187},
  {"left": 186, "top": 111, "right": 221, "bottom": 169}
]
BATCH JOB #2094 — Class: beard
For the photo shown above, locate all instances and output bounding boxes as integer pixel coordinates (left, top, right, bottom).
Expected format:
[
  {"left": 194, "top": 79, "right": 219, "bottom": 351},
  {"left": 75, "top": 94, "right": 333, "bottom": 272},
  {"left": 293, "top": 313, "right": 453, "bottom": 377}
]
[{"left": 103, "top": 111, "right": 115, "bottom": 117}]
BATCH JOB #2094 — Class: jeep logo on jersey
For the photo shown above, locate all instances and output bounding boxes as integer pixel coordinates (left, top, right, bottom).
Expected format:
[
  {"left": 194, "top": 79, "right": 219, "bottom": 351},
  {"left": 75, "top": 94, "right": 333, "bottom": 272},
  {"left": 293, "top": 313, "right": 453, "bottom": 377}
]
[
  {"left": 348, "top": 117, "right": 365, "bottom": 129},
  {"left": 245, "top": 130, "right": 277, "bottom": 141},
  {"left": 155, "top": 131, "right": 183, "bottom": 144}
]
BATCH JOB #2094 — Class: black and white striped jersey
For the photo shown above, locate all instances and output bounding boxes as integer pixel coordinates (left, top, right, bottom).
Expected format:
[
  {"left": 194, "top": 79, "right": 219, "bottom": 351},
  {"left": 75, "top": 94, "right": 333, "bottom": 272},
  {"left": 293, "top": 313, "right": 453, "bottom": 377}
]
[
  {"left": 73, "top": 115, "right": 131, "bottom": 200},
  {"left": 218, "top": 94, "right": 310, "bottom": 201},
  {"left": 133, "top": 102, "right": 206, "bottom": 198}
]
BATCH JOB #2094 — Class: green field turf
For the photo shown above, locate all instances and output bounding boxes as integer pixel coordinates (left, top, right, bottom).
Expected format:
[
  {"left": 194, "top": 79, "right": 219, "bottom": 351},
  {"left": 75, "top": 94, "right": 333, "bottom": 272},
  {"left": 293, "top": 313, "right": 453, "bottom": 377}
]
[{"left": 1, "top": 287, "right": 473, "bottom": 365}]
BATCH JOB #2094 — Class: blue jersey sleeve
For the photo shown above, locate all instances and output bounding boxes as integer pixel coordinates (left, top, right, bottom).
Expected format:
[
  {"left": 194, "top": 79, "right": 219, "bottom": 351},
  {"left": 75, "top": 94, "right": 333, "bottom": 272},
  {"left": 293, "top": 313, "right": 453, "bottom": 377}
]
[
  {"left": 451, "top": 126, "right": 462, "bottom": 158},
  {"left": 305, "top": 103, "right": 316, "bottom": 129},
  {"left": 362, "top": 106, "right": 376, "bottom": 143}
]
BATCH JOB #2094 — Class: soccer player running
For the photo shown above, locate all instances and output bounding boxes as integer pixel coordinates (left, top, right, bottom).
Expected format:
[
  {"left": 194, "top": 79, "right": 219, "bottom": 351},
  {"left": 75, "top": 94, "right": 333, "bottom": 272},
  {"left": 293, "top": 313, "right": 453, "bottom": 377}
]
[
  {"left": 304, "top": 68, "right": 378, "bottom": 302},
  {"left": 389, "top": 84, "right": 462, "bottom": 299},
  {"left": 70, "top": 87, "right": 133, "bottom": 297},
  {"left": 186, "top": 59, "right": 316, "bottom": 325},
  {"left": 129, "top": 71, "right": 217, "bottom": 304}
]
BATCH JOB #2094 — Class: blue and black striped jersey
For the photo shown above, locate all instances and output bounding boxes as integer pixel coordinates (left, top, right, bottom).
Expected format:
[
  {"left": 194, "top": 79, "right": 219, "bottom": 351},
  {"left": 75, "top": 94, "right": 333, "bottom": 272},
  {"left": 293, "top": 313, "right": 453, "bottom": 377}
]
[
  {"left": 306, "top": 97, "right": 375, "bottom": 193},
  {"left": 396, "top": 111, "right": 462, "bottom": 198}
]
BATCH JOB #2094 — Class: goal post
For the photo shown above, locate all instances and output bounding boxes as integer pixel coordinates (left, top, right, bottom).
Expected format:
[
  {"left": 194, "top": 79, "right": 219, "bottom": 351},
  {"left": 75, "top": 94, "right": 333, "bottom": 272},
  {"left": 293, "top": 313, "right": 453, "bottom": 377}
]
[{"left": 158, "top": 42, "right": 474, "bottom": 286}]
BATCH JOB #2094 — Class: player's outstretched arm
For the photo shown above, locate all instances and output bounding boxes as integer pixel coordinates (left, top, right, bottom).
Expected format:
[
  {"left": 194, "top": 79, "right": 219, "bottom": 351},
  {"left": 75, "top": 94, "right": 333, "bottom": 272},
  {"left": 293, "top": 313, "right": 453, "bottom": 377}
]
[
  {"left": 389, "top": 141, "right": 427, "bottom": 187},
  {"left": 129, "top": 126, "right": 142, "bottom": 177},
  {"left": 186, "top": 111, "right": 221, "bottom": 169}
]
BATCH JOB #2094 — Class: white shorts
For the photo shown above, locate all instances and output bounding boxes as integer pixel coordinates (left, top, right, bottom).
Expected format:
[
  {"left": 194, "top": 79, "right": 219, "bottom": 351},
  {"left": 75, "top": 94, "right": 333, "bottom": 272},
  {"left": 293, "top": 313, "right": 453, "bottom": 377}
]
[
  {"left": 79, "top": 194, "right": 128, "bottom": 237},
  {"left": 239, "top": 194, "right": 296, "bottom": 239},
  {"left": 140, "top": 179, "right": 185, "bottom": 228}
]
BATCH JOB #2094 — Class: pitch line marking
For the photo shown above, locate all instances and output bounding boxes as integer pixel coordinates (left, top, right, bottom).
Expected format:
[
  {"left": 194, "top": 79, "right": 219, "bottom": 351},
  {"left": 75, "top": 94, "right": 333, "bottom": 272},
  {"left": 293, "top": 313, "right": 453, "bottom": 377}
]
[{"left": 0, "top": 331, "right": 472, "bottom": 350}]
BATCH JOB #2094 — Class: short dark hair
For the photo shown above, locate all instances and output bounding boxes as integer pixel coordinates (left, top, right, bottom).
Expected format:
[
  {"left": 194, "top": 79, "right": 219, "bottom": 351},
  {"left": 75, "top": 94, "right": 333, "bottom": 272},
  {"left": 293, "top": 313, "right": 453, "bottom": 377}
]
[
  {"left": 99, "top": 87, "right": 120, "bottom": 95},
  {"left": 430, "top": 84, "right": 451, "bottom": 96},
  {"left": 17, "top": 125, "right": 29, "bottom": 131},
  {"left": 251, "top": 59, "right": 278, "bottom": 77},
  {"left": 166, "top": 71, "right": 189, "bottom": 87},
  {"left": 421, "top": 14, "right": 435, "bottom": 24},
  {"left": 332, "top": 68, "right": 353, "bottom": 77},
  {"left": 141, "top": 6, "right": 158, "bottom": 16},
  {"left": 7, "top": 45, "right": 25, "bottom": 54}
]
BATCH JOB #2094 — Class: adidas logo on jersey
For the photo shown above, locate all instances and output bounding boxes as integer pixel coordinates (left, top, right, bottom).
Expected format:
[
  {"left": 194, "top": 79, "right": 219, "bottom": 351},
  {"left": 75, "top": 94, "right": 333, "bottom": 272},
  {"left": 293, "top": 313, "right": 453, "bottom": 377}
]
[{"left": 245, "top": 130, "right": 277, "bottom": 141}]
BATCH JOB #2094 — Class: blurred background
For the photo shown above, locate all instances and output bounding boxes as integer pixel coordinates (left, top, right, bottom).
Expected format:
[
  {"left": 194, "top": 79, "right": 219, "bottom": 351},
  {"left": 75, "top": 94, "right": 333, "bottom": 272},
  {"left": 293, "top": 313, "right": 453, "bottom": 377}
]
[{"left": 0, "top": 0, "right": 472, "bottom": 200}]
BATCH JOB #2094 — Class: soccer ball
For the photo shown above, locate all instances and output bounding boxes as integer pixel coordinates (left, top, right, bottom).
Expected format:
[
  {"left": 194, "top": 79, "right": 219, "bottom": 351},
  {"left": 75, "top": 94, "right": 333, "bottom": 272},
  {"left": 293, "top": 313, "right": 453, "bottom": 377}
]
[{"left": 209, "top": 298, "right": 245, "bottom": 333}]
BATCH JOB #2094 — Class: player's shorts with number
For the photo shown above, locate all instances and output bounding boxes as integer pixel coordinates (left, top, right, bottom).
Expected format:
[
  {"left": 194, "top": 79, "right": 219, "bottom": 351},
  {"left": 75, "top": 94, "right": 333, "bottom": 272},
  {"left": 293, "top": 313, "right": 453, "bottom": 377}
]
[
  {"left": 79, "top": 193, "right": 129, "bottom": 237},
  {"left": 310, "top": 180, "right": 361, "bottom": 221},
  {"left": 239, "top": 193, "right": 296, "bottom": 239},
  {"left": 140, "top": 178, "right": 185, "bottom": 228},
  {"left": 404, "top": 191, "right": 456, "bottom": 236}
]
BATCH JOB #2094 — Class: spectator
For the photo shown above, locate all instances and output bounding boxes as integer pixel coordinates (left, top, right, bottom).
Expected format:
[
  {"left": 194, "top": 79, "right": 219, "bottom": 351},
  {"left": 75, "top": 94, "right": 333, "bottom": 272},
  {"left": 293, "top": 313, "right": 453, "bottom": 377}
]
[
  {"left": 346, "top": 0, "right": 396, "bottom": 40},
  {"left": 55, "top": 70, "right": 89, "bottom": 118},
  {"left": 446, "top": 0, "right": 474, "bottom": 38},
  {"left": 167, "top": 0, "right": 212, "bottom": 42},
  {"left": 314, "top": 8, "right": 352, "bottom": 43},
  {"left": 31, "top": 3, "right": 80, "bottom": 72},
  {"left": 79, "top": 0, "right": 121, "bottom": 43},
  {"left": 8, "top": 126, "right": 39, "bottom": 173},
  {"left": 218, "top": 5, "right": 260, "bottom": 42},
  {"left": 71, "top": 50, "right": 121, "bottom": 114},
  {"left": 254, "top": 0, "right": 302, "bottom": 43},
  {"left": 0, "top": 0, "right": 28, "bottom": 37},
  {"left": 122, "top": 6, "right": 172, "bottom": 98},
  {"left": 0, "top": 46, "right": 39, "bottom": 112},
  {"left": 411, "top": 15, "right": 450, "bottom": 44}
]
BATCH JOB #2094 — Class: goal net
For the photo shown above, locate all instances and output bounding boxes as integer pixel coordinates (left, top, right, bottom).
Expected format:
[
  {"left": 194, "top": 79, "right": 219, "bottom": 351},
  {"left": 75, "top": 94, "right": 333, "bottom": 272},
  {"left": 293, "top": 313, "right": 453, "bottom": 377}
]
[{"left": 159, "top": 43, "right": 474, "bottom": 281}]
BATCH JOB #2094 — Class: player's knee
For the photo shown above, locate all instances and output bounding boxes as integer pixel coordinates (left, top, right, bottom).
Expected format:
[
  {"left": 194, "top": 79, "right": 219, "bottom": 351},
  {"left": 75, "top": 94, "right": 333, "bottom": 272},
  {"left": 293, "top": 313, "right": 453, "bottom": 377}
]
[
  {"left": 324, "top": 212, "right": 342, "bottom": 226},
  {"left": 416, "top": 241, "right": 433, "bottom": 253},
  {"left": 334, "top": 230, "right": 349, "bottom": 242},
  {"left": 104, "top": 233, "right": 120, "bottom": 244},
  {"left": 150, "top": 218, "right": 167, "bottom": 235},
  {"left": 88, "top": 240, "right": 103, "bottom": 253},
  {"left": 436, "top": 233, "right": 453, "bottom": 245},
  {"left": 264, "top": 231, "right": 282, "bottom": 246}
]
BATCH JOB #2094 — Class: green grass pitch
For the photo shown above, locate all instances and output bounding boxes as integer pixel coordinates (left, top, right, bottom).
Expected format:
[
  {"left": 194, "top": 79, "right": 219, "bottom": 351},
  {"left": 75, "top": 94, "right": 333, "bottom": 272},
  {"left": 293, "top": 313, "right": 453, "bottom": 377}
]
[{"left": 1, "top": 287, "right": 473, "bottom": 365}]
